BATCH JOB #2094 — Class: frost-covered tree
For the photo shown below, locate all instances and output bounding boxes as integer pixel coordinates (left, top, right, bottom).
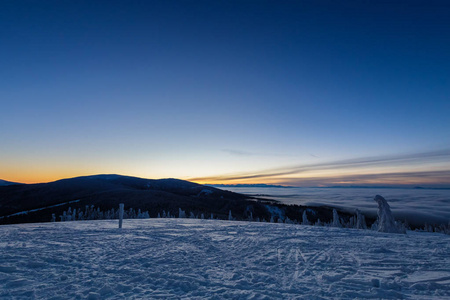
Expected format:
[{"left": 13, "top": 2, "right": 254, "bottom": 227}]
[
  {"left": 228, "top": 210, "right": 233, "bottom": 221},
  {"left": 179, "top": 208, "right": 186, "bottom": 218},
  {"left": 210, "top": 213, "right": 214, "bottom": 219},
  {"left": 355, "top": 209, "right": 367, "bottom": 229},
  {"left": 332, "top": 209, "right": 341, "bottom": 228},
  {"left": 374, "top": 195, "right": 405, "bottom": 234},
  {"left": 302, "top": 211, "right": 310, "bottom": 225},
  {"left": 128, "top": 208, "right": 136, "bottom": 219},
  {"left": 348, "top": 216, "right": 355, "bottom": 228}
]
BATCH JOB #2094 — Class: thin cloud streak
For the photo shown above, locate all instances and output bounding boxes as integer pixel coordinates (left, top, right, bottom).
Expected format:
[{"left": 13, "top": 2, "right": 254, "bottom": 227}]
[
  {"left": 279, "top": 170, "right": 450, "bottom": 187},
  {"left": 222, "top": 149, "right": 254, "bottom": 156},
  {"left": 222, "top": 149, "right": 298, "bottom": 158},
  {"left": 190, "top": 149, "right": 450, "bottom": 185}
]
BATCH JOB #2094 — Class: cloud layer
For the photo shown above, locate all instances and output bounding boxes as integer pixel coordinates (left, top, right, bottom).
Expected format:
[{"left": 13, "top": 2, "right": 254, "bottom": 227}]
[{"left": 191, "top": 149, "right": 450, "bottom": 187}]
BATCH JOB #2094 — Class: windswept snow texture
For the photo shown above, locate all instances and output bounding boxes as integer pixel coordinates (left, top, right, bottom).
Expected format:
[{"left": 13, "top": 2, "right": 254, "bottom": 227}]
[{"left": 1, "top": 219, "right": 449, "bottom": 299}]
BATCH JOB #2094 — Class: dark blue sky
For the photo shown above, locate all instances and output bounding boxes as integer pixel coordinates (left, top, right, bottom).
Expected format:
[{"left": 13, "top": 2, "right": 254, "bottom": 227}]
[{"left": 1, "top": 1, "right": 449, "bottom": 185}]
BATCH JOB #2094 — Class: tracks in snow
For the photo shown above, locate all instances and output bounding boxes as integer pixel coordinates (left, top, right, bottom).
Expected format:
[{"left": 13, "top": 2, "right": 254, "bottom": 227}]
[{"left": 0, "top": 219, "right": 449, "bottom": 299}]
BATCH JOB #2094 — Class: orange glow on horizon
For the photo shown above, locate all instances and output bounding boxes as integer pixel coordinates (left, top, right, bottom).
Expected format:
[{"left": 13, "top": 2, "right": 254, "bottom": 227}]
[
  {"left": 3, "top": 171, "right": 450, "bottom": 187},
  {"left": 3, "top": 154, "right": 450, "bottom": 188}
]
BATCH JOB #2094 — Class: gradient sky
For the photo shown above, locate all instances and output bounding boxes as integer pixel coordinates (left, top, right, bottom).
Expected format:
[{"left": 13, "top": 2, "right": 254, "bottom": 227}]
[{"left": 1, "top": 1, "right": 450, "bottom": 186}]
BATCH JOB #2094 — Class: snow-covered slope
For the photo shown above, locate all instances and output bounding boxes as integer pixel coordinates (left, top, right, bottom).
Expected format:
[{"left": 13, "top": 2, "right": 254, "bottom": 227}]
[{"left": 1, "top": 219, "right": 449, "bottom": 299}]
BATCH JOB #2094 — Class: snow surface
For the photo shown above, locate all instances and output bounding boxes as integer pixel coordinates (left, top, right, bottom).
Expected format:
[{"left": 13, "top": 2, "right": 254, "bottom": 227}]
[{"left": 1, "top": 219, "right": 449, "bottom": 299}]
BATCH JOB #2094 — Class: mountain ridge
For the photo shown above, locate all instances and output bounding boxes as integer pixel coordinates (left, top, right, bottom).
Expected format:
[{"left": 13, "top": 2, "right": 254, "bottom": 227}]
[
  {"left": 0, "top": 174, "right": 368, "bottom": 227},
  {"left": 0, "top": 179, "right": 22, "bottom": 186},
  {"left": 0, "top": 174, "right": 272, "bottom": 224}
]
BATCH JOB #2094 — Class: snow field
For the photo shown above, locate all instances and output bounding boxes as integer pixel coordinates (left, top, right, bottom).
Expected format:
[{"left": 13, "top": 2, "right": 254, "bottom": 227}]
[{"left": 0, "top": 219, "right": 449, "bottom": 299}]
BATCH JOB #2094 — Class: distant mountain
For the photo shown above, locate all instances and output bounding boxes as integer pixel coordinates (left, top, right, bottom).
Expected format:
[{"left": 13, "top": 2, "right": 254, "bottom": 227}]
[
  {"left": 0, "top": 174, "right": 363, "bottom": 227},
  {"left": 0, "top": 179, "right": 21, "bottom": 186},
  {"left": 0, "top": 175, "right": 270, "bottom": 224},
  {"left": 209, "top": 184, "right": 293, "bottom": 188}
]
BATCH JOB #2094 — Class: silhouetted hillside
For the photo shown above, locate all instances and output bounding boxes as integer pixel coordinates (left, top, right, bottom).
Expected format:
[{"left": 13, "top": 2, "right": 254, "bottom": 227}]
[
  {"left": 0, "top": 179, "right": 21, "bottom": 186},
  {"left": 0, "top": 175, "right": 269, "bottom": 224},
  {"left": 0, "top": 174, "right": 363, "bottom": 226}
]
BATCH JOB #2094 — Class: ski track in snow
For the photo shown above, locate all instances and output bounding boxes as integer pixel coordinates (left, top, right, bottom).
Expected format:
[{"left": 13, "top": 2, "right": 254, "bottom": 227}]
[{"left": 0, "top": 219, "right": 449, "bottom": 299}]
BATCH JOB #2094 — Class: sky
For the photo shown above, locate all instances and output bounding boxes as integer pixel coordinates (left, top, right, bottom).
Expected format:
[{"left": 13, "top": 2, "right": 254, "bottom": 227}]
[{"left": 1, "top": 0, "right": 450, "bottom": 186}]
